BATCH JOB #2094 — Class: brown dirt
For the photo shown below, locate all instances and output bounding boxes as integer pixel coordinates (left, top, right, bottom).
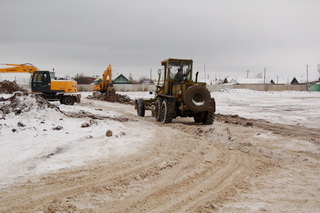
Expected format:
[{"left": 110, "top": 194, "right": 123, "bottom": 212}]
[
  {"left": 87, "top": 88, "right": 132, "bottom": 104},
  {"left": 0, "top": 80, "right": 29, "bottom": 94},
  {"left": 0, "top": 100, "right": 319, "bottom": 212}
]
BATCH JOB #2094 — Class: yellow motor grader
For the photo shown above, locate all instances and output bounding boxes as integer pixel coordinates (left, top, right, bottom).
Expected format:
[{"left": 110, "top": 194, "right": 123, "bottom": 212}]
[{"left": 135, "top": 58, "right": 215, "bottom": 124}]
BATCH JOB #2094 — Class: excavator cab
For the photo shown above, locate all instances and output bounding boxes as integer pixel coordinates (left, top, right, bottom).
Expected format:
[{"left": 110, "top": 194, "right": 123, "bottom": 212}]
[{"left": 31, "top": 71, "right": 53, "bottom": 93}]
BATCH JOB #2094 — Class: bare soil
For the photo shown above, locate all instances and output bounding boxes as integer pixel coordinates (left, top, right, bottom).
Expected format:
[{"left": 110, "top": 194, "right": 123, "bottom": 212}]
[
  {"left": 0, "top": 80, "right": 29, "bottom": 94},
  {"left": 87, "top": 89, "right": 132, "bottom": 104},
  {"left": 0, "top": 98, "right": 319, "bottom": 212}
]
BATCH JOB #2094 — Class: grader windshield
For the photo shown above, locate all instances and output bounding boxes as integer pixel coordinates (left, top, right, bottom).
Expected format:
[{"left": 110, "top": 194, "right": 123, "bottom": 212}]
[{"left": 163, "top": 59, "right": 193, "bottom": 81}]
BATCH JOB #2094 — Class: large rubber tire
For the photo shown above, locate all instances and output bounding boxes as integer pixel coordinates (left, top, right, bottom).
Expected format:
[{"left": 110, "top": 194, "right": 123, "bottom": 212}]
[
  {"left": 154, "top": 99, "right": 162, "bottom": 121},
  {"left": 136, "top": 99, "right": 145, "bottom": 117},
  {"left": 184, "top": 85, "right": 211, "bottom": 113},
  {"left": 62, "top": 96, "right": 75, "bottom": 105},
  {"left": 202, "top": 111, "right": 215, "bottom": 125},
  {"left": 159, "top": 99, "right": 172, "bottom": 123}
]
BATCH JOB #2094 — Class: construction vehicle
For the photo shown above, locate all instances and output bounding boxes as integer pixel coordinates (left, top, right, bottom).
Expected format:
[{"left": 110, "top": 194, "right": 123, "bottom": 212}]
[
  {"left": 0, "top": 63, "right": 81, "bottom": 105},
  {"left": 92, "top": 65, "right": 113, "bottom": 93},
  {"left": 134, "top": 58, "right": 215, "bottom": 124}
]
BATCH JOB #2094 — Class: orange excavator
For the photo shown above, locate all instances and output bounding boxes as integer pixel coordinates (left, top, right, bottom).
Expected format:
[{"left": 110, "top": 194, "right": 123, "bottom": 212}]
[
  {"left": 92, "top": 65, "right": 114, "bottom": 93},
  {"left": 0, "top": 63, "right": 81, "bottom": 105}
]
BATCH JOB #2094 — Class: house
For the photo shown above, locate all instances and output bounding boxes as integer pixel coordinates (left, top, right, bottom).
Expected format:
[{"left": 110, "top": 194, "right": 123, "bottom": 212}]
[
  {"left": 290, "top": 77, "right": 299, "bottom": 85},
  {"left": 228, "top": 78, "right": 268, "bottom": 84},
  {"left": 227, "top": 77, "right": 290, "bottom": 85},
  {"left": 113, "top": 74, "right": 130, "bottom": 84}
]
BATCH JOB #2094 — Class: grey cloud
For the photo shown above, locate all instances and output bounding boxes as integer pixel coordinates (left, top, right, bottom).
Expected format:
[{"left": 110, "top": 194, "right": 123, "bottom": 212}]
[{"left": 1, "top": 0, "right": 320, "bottom": 80}]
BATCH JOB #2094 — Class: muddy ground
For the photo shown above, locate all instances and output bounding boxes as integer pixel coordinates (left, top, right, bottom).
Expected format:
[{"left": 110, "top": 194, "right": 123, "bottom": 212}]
[
  {"left": 0, "top": 80, "right": 29, "bottom": 94},
  {"left": 0, "top": 86, "right": 319, "bottom": 212}
]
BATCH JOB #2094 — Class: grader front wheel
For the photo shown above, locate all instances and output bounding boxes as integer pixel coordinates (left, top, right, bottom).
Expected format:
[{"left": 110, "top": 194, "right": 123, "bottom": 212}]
[
  {"left": 136, "top": 99, "right": 145, "bottom": 117},
  {"left": 154, "top": 99, "right": 162, "bottom": 121},
  {"left": 159, "top": 99, "right": 172, "bottom": 123}
]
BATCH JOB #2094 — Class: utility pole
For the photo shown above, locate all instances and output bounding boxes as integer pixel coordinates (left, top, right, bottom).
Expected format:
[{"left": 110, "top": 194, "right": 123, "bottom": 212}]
[
  {"left": 246, "top": 70, "right": 249, "bottom": 78},
  {"left": 306, "top": 64, "right": 309, "bottom": 83},
  {"left": 264, "top": 68, "right": 266, "bottom": 84},
  {"left": 204, "top": 65, "right": 206, "bottom": 82},
  {"left": 150, "top": 69, "right": 152, "bottom": 80}
]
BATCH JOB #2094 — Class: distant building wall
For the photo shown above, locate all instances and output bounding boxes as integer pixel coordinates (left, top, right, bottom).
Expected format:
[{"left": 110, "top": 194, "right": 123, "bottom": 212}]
[
  {"left": 207, "top": 84, "right": 308, "bottom": 92},
  {"left": 78, "top": 84, "right": 307, "bottom": 92},
  {"left": 77, "top": 84, "right": 156, "bottom": 92},
  {"left": 18, "top": 83, "right": 308, "bottom": 92}
]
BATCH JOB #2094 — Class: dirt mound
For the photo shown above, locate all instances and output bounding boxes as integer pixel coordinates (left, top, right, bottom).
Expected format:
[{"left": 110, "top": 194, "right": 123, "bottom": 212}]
[
  {"left": 216, "top": 113, "right": 320, "bottom": 145},
  {"left": 87, "top": 88, "right": 132, "bottom": 104},
  {"left": 0, "top": 93, "right": 58, "bottom": 118},
  {"left": 0, "top": 80, "right": 29, "bottom": 94}
]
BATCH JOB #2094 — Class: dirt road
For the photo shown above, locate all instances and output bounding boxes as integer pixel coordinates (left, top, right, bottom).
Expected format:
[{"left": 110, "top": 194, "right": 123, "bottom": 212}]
[{"left": 0, "top": 99, "right": 319, "bottom": 212}]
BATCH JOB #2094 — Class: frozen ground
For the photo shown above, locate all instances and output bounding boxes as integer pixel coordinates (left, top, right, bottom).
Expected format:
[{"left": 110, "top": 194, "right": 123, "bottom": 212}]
[
  {"left": 212, "top": 89, "right": 320, "bottom": 128},
  {"left": 1, "top": 89, "right": 320, "bottom": 212},
  {"left": 121, "top": 89, "right": 320, "bottom": 128},
  {"left": 1, "top": 89, "right": 319, "bottom": 187}
]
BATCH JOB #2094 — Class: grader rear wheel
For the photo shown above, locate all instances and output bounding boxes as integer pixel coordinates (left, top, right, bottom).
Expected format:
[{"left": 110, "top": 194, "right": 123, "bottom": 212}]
[{"left": 202, "top": 111, "right": 215, "bottom": 125}]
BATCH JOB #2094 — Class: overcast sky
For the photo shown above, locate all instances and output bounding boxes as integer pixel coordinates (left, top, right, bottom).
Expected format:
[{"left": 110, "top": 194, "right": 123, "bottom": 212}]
[{"left": 1, "top": 0, "right": 320, "bottom": 82}]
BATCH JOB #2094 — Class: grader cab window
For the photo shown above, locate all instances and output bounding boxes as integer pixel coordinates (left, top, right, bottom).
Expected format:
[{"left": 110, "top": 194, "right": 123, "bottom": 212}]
[{"left": 169, "top": 62, "right": 192, "bottom": 81}]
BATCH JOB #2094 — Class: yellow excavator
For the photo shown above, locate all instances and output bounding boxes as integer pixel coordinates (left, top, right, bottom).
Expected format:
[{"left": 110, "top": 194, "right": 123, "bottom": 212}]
[
  {"left": 92, "top": 65, "right": 113, "bottom": 93},
  {"left": 0, "top": 63, "right": 81, "bottom": 105}
]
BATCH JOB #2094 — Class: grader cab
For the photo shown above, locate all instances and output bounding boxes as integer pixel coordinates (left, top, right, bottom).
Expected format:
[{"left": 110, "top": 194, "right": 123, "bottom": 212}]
[{"left": 135, "top": 58, "right": 215, "bottom": 124}]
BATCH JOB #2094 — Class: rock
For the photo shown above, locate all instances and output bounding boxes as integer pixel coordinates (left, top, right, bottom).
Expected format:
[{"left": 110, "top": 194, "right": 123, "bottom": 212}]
[
  {"left": 52, "top": 126, "right": 63, "bottom": 130},
  {"left": 245, "top": 122, "right": 253, "bottom": 126},
  {"left": 106, "top": 130, "right": 113, "bottom": 137},
  {"left": 89, "top": 119, "right": 98, "bottom": 125},
  {"left": 81, "top": 122, "right": 90, "bottom": 128},
  {"left": 17, "top": 122, "right": 25, "bottom": 127}
]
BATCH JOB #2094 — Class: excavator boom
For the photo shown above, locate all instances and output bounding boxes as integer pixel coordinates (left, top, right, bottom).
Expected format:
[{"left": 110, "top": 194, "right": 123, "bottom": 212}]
[
  {"left": 93, "top": 65, "right": 113, "bottom": 92},
  {"left": 101, "top": 65, "right": 112, "bottom": 91},
  {"left": 0, "top": 63, "right": 39, "bottom": 74}
]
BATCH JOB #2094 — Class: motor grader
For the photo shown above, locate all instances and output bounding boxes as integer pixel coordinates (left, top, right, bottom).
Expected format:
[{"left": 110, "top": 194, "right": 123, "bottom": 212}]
[{"left": 135, "top": 58, "right": 215, "bottom": 124}]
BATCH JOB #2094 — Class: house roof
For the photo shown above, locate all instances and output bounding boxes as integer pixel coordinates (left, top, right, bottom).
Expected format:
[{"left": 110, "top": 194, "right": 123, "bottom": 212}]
[{"left": 113, "top": 74, "right": 130, "bottom": 84}]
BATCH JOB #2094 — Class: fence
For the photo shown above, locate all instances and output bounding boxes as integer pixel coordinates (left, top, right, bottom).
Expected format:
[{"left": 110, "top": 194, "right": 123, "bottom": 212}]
[
  {"left": 18, "top": 83, "right": 308, "bottom": 92},
  {"left": 78, "top": 84, "right": 308, "bottom": 92}
]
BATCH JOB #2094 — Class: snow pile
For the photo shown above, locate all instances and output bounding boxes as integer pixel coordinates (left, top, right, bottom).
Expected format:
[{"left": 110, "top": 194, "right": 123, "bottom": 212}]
[
  {"left": 0, "top": 93, "right": 155, "bottom": 188},
  {"left": 0, "top": 93, "right": 57, "bottom": 118}
]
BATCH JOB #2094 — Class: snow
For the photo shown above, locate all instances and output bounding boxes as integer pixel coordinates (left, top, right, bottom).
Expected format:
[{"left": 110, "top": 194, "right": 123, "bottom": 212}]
[
  {"left": 0, "top": 93, "right": 155, "bottom": 188},
  {"left": 1, "top": 89, "right": 320, "bottom": 188},
  {"left": 213, "top": 89, "right": 320, "bottom": 128}
]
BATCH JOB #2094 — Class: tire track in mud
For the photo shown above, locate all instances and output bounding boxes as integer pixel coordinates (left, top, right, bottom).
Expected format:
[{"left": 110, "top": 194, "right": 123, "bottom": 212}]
[
  {"left": 0, "top": 124, "right": 190, "bottom": 212},
  {"left": 0, "top": 122, "right": 160, "bottom": 210},
  {"left": 0, "top": 100, "right": 272, "bottom": 212},
  {"left": 216, "top": 114, "right": 320, "bottom": 145}
]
